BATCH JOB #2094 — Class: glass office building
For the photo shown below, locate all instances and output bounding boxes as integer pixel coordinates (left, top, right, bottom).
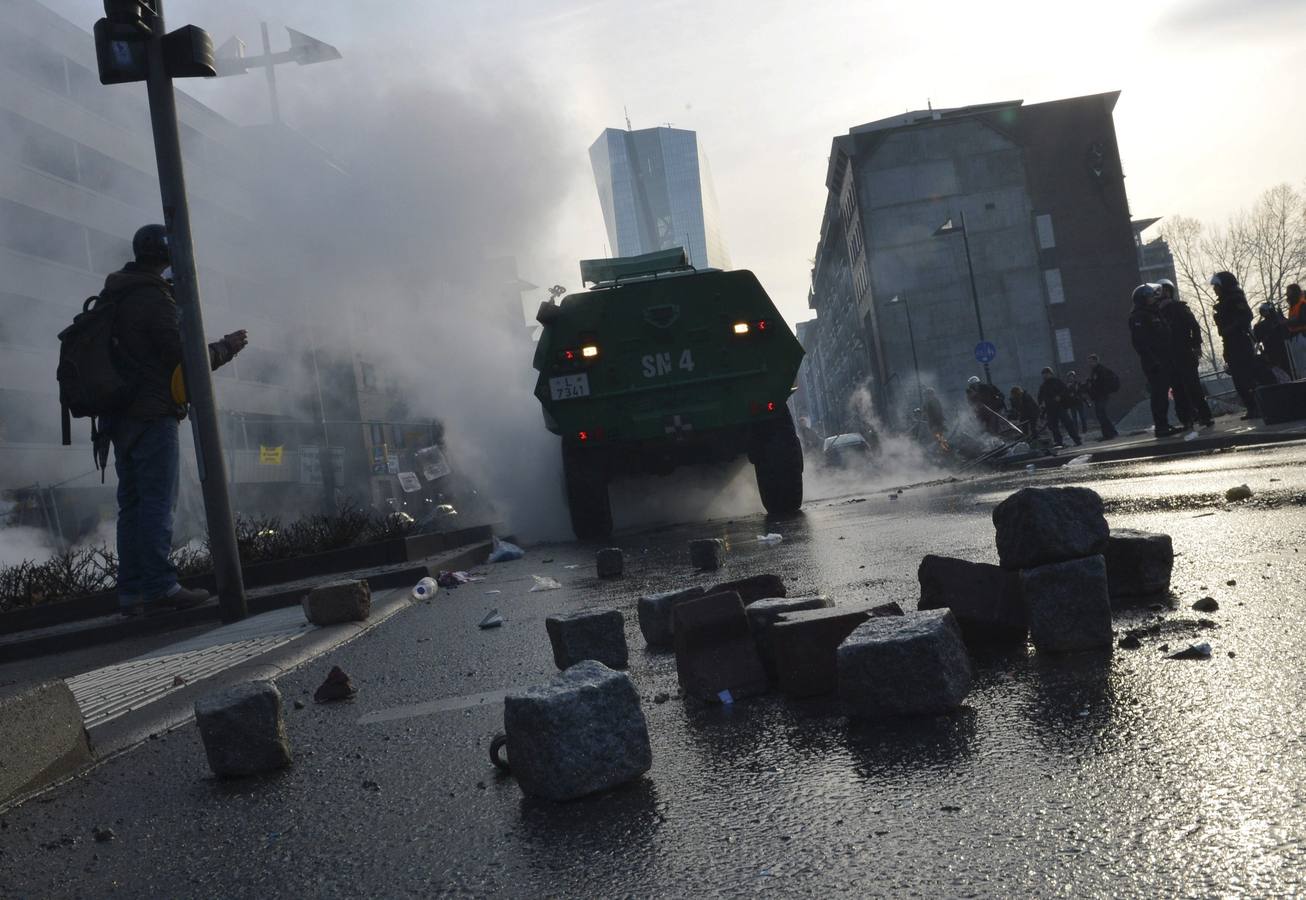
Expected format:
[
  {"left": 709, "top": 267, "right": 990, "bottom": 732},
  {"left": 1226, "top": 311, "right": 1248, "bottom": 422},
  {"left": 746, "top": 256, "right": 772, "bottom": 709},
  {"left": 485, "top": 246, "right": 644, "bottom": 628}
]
[{"left": 589, "top": 126, "right": 730, "bottom": 270}]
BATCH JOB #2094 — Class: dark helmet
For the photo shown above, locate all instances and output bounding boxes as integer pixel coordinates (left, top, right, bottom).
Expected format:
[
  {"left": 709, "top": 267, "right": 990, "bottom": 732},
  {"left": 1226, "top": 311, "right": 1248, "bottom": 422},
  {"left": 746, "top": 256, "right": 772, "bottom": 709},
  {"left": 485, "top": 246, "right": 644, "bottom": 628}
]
[
  {"left": 1157, "top": 277, "right": 1176, "bottom": 297},
  {"left": 1259, "top": 302, "right": 1276, "bottom": 317},
  {"left": 1209, "top": 271, "right": 1238, "bottom": 292},
  {"left": 132, "top": 224, "right": 170, "bottom": 264},
  {"left": 1132, "top": 283, "right": 1158, "bottom": 306}
]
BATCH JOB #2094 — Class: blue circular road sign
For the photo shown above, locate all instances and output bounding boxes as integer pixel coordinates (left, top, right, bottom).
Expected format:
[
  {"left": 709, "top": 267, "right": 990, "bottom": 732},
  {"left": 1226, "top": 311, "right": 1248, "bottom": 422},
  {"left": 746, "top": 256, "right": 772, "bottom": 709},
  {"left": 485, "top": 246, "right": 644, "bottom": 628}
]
[{"left": 974, "top": 341, "right": 997, "bottom": 364}]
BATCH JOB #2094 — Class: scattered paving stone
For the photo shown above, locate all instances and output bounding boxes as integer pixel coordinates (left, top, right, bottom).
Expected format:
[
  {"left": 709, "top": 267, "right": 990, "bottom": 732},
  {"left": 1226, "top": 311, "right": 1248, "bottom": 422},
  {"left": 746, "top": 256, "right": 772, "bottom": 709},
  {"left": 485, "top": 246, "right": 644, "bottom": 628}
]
[
  {"left": 837, "top": 609, "right": 973, "bottom": 718},
  {"left": 673, "top": 591, "right": 768, "bottom": 703},
  {"left": 689, "top": 538, "right": 725, "bottom": 571},
  {"left": 1228, "top": 651, "right": 1236, "bottom": 658},
  {"left": 476, "top": 781, "right": 487, "bottom": 790},
  {"left": 313, "top": 666, "right": 358, "bottom": 704},
  {"left": 940, "top": 805, "right": 962, "bottom": 812},
  {"left": 770, "top": 604, "right": 882, "bottom": 698},
  {"left": 1193, "top": 597, "right": 1220, "bottom": 613},
  {"left": 917, "top": 555, "right": 1024, "bottom": 645},
  {"left": 707, "top": 573, "right": 787, "bottom": 605},
  {"left": 1159, "top": 643, "right": 1170, "bottom": 653},
  {"left": 172, "top": 675, "right": 186, "bottom": 687},
  {"left": 92, "top": 826, "right": 115, "bottom": 843},
  {"left": 746, "top": 596, "right": 834, "bottom": 679},
  {"left": 1224, "top": 484, "right": 1253, "bottom": 502},
  {"left": 636, "top": 587, "right": 707, "bottom": 648},
  {"left": 545, "top": 608, "right": 628, "bottom": 670},
  {"left": 870, "top": 601, "right": 905, "bottom": 617},
  {"left": 1197, "top": 619, "right": 1218, "bottom": 629},
  {"left": 502, "top": 660, "right": 651, "bottom": 802},
  {"left": 1169, "top": 642, "right": 1212, "bottom": 660},
  {"left": 992, "top": 487, "right": 1109, "bottom": 569},
  {"left": 194, "top": 681, "right": 292, "bottom": 778},
  {"left": 302, "top": 580, "right": 372, "bottom": 626},
  {"left": 1118, "top": 633, "right": 1142, "bottom": 650},
  {"left": 1021, "top": 555, "right": 1113, "bottom": 653},
  {"left": 1226, "top": 579, "right": 1237, "bottom": 587},
  {"left": 653, "top": 692, "right": 670, "bottom": 704},
  {"left": 362, "top": 779, "right": 381, "bottom": 792},
  {"left": 596, "top": 548, "right": 624, "bottom": 578},
  {"left": 1104, "top": 529, "right": 1174, "bottom": 599},
  {"left": 292, "top": 700, "right": 306, "bottom": 711}
]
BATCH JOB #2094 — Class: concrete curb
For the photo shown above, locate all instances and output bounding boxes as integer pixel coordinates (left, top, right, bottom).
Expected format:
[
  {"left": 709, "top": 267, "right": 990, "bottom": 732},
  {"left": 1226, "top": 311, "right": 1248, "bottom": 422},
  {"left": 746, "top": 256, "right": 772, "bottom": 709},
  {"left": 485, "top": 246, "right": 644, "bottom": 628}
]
[
  {"left": 1, "top": 581, "right": 423, "bottom": 812},
  {"left": 0, "top": 681, "right": 93, "bottom": 808},
  {"left": 1007, "top": 430, "right": 1306, "bottom": 470},
  {"left": 0, "top": 542, "right": 492, "bottom": 665}
]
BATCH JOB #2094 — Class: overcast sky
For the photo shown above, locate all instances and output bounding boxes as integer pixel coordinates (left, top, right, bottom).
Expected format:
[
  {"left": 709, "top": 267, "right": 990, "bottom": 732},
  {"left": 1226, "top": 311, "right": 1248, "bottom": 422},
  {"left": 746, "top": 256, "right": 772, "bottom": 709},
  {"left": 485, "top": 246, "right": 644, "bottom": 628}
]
[{"left": 46, "top": 0, "right": 1306, "bottom": 325}]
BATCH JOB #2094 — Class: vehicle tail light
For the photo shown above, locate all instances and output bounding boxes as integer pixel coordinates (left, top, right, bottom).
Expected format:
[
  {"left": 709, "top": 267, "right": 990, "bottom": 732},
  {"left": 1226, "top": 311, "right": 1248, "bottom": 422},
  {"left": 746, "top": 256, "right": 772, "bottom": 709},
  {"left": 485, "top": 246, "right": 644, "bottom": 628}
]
[
  {"left": 732, "top": 322, "right": 750, "bottom": 335},
  {"left": 581, "top": 344, "right": 599, "bottom": 359}
]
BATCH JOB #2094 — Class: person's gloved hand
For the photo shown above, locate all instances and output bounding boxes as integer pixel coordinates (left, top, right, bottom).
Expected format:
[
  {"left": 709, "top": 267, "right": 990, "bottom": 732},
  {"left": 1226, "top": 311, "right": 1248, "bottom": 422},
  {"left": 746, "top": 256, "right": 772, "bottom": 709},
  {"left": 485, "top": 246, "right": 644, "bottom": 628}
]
[{"left": 223, "top": 329, "right": 249, "bottom": 356}]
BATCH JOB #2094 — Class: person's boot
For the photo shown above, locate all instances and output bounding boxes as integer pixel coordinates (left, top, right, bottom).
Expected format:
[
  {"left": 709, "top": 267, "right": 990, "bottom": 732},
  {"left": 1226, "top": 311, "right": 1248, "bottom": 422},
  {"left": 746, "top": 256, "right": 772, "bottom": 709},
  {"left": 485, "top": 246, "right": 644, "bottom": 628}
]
[{"left": 150, "top": 585, "right": 211, "bottom": 613}]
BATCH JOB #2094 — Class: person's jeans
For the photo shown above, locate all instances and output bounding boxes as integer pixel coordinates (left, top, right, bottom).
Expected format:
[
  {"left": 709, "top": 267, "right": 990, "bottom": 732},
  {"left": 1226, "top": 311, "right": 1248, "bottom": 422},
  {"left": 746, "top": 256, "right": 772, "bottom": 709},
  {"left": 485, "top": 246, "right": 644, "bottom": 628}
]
[
  {"left": 113, "top": 417, "right": 180, "bottom": 606},
  {"left": 1045, "top": 405, "right": 1081, "bottom": 446},
  {"left": 1093, "top": 398, "right": 1118, "bottom": 438}
]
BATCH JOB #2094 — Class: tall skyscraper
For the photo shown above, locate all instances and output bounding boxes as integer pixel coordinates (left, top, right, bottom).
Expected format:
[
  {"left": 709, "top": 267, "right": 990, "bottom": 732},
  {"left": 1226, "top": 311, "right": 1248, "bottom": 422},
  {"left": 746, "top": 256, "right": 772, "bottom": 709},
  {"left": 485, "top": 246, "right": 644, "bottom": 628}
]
[{"left": 589, "top": 125, "right": 730, "bottom": 269}]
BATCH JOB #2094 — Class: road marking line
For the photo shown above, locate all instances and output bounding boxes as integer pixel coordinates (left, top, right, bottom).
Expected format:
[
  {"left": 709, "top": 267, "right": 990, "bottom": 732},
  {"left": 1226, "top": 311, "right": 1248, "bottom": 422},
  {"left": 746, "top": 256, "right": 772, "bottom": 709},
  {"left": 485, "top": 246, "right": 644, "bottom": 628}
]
[{"left": 357, "top": 688, "right": 511, "bottom": 725}]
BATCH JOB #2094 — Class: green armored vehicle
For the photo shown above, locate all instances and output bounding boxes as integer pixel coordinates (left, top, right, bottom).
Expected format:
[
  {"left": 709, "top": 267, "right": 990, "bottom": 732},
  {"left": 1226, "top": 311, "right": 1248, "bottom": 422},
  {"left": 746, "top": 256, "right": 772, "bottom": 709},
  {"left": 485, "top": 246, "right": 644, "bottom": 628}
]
[{"left": 532, "top": 248, "right": 806, "bottom": 539}]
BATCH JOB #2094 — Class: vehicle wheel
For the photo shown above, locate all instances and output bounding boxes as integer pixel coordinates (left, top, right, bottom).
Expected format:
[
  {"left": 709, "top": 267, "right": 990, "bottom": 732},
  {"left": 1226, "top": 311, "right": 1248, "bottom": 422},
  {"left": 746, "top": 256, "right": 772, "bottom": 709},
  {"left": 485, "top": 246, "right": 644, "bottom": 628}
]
[
  {"left": 563, "top": 448, "right": 613, "bottom": 540},
  {"left": 753, "top": 411, "right": 804, "bottom": 514}
]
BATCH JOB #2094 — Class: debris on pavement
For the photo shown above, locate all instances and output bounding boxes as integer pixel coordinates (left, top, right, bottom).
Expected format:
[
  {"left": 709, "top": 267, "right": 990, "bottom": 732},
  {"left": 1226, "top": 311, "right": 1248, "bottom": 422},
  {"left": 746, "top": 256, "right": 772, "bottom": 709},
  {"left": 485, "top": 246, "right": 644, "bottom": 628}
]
[
  {"left": 479, "top": 610, "right": 504, "bottom": 629},
  {"left": 992, "top": 486, "right": 1109, "bottom": 570},
  {"left": 529, "top": 575, "right": 562, "bottom": 592},
  {"left": 689, "top": 538, "right": 725, "bottom": 571},
  {"left": 746, "top": 596, "right": 834, "bottom": 679},
  {"left": 1065, "top": 454, "right": 1093, "bottom": 466},
  {"left": 437, "top": 570, "right": 481, "bottom": 588},
  {"left": 1118, "top": 633, "right": 1142, "bottom": 649},
  {"left": 637, "top": 586, "right": 707, "bottom": 648},
  {"left": 1193, "top": 596, "right": 1220, "bottom": 612},
  {"left": 92, "top": 826, "right": 115, "bottom": 843},
  {"left": 293, "top": 700, "right": 306, "bottom": 710},
  {"left": 313, "top": 666, "right": 358, "bottom": 703},
  {"left": 756, "top": 533, "right": 784, "bottom": 545},
  {"left": 917, "top": 555, "right": 1025, "bottom": 646},
  {"left": 1021, "top": 556, "right": 1113, "bottom": 653},
  {"left": 837, "top": 609, "right": 973, "bottom": 718},
  {"left": 1104, "top": 529, "right": 1174, "bottom": 599},
  {"left": 302, "top": 579, "right": 372, "bottom": 626},
  {"left": 545, "top": 608, "right": 629, "bottom": 670},
  {"left": 172, "top": 674, "right": 187, "bottom": 687},
  {"left": 653, "top": 692, "right": 670, "bottom": 704},
  {"left": 673, "top": 591, "right": 768, "bottom": 703},
  {"left": 501, "top": 660, "right": 652, "bottom": 802},
  {"left": 487, "top": 537, "right": 526, "bottom": 563},
  {"left": 1168, "top": 642, "right": 1213, "bottom": 660},
  {"left": 1224, "top": 484, "right": 1253, "bottom": 502},
  {"left": 411, "top": 576, "right": 437, "bottom": 600},
  {"left": 707, "top": 573, "right": 787, "bottom": 604},
  {"left": 596, "top": 547, "right": 624, "bottom": 579},
  {"left": 194, "top": 681, "right": 293, "bottom": 778}
]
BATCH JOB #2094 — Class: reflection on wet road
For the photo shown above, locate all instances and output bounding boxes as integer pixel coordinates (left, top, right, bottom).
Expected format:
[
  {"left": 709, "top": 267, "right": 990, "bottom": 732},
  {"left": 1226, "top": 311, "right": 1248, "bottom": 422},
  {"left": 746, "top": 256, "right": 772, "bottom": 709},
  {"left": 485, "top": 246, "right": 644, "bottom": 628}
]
[{"left": 2, "top": 444, "right": 1304, "bottom": 897}]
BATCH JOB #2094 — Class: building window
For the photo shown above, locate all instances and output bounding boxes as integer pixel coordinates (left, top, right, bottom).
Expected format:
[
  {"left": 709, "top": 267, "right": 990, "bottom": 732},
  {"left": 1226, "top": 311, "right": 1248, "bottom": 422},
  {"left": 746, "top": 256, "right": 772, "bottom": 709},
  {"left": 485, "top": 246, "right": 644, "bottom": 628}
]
[
  {"left": 1055, "top": 327, "right": 1074, "bottom": 364},
  {"left": 1043, "top": 268, "right": 1065, "bottom": 305},
  {"left": 1036, "top": 214, "right": 1056, "bottom": 249}
]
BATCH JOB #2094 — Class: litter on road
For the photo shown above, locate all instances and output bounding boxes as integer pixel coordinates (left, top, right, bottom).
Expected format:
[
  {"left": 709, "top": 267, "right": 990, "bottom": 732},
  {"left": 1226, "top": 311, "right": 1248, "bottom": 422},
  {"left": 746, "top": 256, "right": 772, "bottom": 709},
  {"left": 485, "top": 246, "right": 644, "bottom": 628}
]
[
  {"left": 411, "top": 577, "right": 437, "bottom": 600},
  {"left": 1169, "top": 642, "right": 1213, "bottom": 660},
  {"left": 479, "top": 610, "right": 505, "bottom": 629},
  {"left": 488, "top": 537, "right": 526, "bottom": 563},
  {"left": 756, "top": 533, "right": 784, "bottom": 545},
  {"left": 529, "top": 575, "right": 563, "bottom": 592}
]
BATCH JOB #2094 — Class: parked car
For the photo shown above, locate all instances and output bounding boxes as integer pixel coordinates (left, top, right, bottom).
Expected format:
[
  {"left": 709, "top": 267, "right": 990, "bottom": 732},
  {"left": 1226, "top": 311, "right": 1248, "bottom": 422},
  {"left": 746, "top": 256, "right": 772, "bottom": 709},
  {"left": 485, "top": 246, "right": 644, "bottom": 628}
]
[{"left": 821, "top": 431, "right": 880, "bottom": 467}]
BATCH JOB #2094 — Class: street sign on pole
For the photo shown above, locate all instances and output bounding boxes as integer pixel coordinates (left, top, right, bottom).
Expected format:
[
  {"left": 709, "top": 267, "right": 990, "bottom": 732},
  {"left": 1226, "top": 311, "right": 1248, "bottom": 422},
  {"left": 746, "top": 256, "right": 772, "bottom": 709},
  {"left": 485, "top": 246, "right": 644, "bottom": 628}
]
[{"left": 975, "top": 340, "right": 997, "bottom": 364}]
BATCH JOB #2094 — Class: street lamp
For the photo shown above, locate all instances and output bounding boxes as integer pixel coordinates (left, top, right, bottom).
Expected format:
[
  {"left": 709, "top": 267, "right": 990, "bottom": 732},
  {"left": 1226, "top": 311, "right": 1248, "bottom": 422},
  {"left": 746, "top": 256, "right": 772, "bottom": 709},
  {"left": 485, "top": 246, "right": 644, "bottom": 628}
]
[
  {"left": 934, "top": 211, "right": 992, "bottom": 385},
  {"left": 886, "top": 294, "right": 923, "bottom": 416}
]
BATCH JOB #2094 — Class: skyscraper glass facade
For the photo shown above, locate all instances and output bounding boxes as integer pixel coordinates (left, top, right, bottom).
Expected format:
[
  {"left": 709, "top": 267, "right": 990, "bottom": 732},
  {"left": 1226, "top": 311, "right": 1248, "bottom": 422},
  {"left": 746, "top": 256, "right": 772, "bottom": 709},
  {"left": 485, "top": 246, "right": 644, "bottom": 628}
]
[{"left": 588, "top": 126, "right": 730, "bottom": 270}]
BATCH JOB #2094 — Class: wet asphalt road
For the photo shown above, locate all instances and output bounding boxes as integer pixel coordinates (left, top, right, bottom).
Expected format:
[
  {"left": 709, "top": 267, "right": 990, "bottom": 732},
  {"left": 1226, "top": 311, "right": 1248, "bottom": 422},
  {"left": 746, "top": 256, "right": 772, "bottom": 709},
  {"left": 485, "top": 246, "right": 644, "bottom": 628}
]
[{"left": 2, "top": 444, "right": 1305, "bottom": 898}]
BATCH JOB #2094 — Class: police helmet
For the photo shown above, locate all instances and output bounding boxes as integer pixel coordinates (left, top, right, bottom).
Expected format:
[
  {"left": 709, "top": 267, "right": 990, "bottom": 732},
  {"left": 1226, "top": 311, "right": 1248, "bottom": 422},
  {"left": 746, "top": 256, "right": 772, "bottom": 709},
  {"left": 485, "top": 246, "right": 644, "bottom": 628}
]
[
  {"left": 132, "top": 224, "right": 170, "bottom": 264},
  {"left": 1132, "top": 283, "right": 1159, "bottom": 306},
  {"left": 1209, "top": 271, "right": 1238, "bottom": 290},
  {"left": 967, "top": 376, "right": 981, "bottom": 385},
  {"left": 1157, "top": 278, "right": 1176, "bottom": 296},
  {"left": 1259, "top": 302, "right": 1276, "bottom": 316}
]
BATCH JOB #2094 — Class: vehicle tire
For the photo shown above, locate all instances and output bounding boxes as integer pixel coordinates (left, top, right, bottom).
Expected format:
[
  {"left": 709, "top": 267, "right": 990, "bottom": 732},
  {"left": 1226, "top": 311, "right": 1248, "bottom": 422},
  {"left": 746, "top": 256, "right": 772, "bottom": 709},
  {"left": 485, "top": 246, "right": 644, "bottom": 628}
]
[
  {"left": 563, "top": 448, "right": 613, "bottom": 540},
  {"left": 753, "top": 411, "right": 804, "bottom": 514}
]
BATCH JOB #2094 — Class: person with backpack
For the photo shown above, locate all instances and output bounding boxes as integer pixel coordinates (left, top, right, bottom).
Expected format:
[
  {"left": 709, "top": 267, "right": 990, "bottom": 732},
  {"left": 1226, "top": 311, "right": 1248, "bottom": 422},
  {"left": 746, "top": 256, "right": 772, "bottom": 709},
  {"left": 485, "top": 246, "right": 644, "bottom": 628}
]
[
  {"left": 1129, "top": 283, "right": 1181, "bottom": 437},
  {"left": 64, "top": 224, "right": 248, "bottom": 617},
  {"left": 1085, "top": 353, "right": 1120, "bottom": 440}
]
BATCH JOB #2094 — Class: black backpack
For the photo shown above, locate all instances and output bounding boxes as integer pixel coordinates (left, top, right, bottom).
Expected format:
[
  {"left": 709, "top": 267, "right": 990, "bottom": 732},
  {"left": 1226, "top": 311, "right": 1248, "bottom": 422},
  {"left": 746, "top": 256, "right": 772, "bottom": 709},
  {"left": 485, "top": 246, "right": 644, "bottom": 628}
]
[
  {"left": 1099, "top": 366, "right": 1121, "bottom": 394},
  {"left": 56, "top": 290, "right": 138, "bottom": 458}
]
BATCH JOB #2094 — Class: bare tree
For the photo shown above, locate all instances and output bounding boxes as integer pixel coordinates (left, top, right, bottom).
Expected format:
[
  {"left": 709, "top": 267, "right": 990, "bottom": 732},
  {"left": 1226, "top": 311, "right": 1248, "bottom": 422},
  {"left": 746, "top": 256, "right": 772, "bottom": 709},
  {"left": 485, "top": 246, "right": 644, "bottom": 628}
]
[{"left": 1244, "top": 183, "right": 1306, "bottom": 309}]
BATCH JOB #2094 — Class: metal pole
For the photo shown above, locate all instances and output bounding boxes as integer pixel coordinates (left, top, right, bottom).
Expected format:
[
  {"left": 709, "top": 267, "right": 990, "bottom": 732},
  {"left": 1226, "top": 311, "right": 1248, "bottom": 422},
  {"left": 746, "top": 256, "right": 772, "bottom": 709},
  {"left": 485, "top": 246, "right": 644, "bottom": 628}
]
[
  {"left": 260, "top": 22, "right": 281, "bottom": 124},
  {"left": 958, "top": 211, "right": 992, "bottom": 385},
  {"left": 901, "top": 296, "right": 923, "bottom": 413},
  {"left": 144, "top": 1, "right": 247, "bottom": 622}
]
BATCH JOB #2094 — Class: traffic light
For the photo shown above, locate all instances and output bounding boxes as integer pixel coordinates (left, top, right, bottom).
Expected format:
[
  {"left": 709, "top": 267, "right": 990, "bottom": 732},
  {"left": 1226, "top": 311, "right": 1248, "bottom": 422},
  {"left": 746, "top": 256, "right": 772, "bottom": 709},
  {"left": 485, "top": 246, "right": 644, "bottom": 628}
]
[
  {"left": 162, "top": 25, "right": 216, "bottom": 78},
  {"left": 93, "top": 5, "right": 150, "bottom": 84}
]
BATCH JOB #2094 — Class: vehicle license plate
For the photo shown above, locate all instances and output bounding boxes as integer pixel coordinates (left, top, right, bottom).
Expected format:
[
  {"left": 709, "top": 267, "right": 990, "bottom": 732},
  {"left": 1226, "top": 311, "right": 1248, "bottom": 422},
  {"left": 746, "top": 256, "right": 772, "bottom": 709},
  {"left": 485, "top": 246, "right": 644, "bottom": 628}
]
[{"left": 549, "top": 374, "right": 590, "bottom": 401}]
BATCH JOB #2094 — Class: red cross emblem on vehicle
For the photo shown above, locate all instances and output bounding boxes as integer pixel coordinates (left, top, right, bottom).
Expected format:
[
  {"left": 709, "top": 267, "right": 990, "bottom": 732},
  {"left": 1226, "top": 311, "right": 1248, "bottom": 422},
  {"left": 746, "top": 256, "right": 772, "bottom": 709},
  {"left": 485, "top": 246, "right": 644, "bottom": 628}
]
[{"left": 664, "top": 415, "right": 693, "bottom": 436}]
